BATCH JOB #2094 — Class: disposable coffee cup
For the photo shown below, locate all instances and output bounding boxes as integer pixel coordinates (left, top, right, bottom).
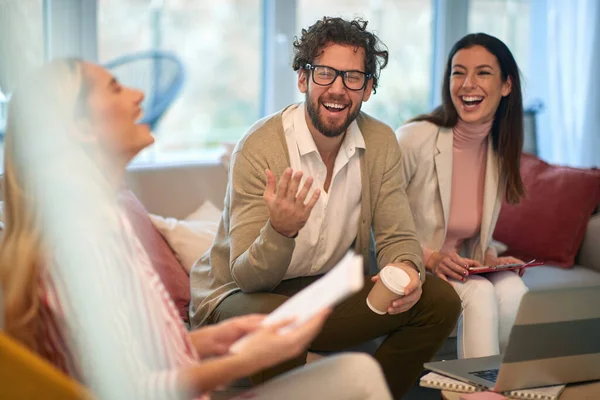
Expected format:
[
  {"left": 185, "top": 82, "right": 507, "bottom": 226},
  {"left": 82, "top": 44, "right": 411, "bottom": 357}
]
[{"left": 366, "top": 266, "right": 411, "bottom": 315}]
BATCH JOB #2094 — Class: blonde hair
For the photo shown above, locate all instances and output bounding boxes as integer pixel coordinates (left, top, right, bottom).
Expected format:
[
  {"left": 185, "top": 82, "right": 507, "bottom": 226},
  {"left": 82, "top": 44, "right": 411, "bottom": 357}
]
[{"left": 0, "top": 59, "right": 86, "bottom": 351}]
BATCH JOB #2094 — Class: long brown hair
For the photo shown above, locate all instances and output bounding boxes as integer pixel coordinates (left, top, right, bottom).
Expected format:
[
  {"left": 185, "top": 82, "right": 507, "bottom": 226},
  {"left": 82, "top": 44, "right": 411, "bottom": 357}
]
[
  {"left": 411, "top": 33, "right": 525, "bottom": 204},
  {"left": 0, "top": 59, "right": 86, "bottom": 351}
]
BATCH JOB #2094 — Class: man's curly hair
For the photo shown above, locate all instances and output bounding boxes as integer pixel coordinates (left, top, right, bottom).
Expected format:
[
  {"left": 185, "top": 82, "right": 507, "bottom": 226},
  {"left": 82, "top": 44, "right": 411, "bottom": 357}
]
[{"left": 292, "top": 17, "right": 389, "bottom": 93}]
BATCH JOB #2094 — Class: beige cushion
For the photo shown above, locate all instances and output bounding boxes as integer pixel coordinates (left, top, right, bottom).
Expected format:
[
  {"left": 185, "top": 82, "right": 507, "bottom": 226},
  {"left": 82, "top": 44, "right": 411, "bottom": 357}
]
[
  {"left": 521, "top": 264, "right": 600, "bottom": 291},
  {"left": 149, "top": 201, "right": 221, "bottom": 274},
  {"left": 125, "top": 162, "right": 228, "bottom": 219},
  {"left": 577, "top": 213, "right": 600, "bottom": 273}
]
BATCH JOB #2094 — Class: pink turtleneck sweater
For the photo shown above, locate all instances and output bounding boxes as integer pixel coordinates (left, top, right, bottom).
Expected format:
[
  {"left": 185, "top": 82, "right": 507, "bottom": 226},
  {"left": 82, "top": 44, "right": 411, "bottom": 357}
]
[{"left": 438, "top": 119, "right": 492, "bottom": 257}]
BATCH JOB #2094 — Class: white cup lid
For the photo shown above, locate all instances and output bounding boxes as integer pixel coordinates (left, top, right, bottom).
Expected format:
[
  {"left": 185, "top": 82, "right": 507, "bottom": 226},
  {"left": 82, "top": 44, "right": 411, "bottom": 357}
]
[{"left": 380, "top": 266, "right": 410, "bottom": 295}]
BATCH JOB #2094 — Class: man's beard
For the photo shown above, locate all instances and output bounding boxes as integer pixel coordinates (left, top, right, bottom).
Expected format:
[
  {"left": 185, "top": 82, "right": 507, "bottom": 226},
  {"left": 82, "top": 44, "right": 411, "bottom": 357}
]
[{"left": 306, "top": 93, "right": 361, "bottom": 138}]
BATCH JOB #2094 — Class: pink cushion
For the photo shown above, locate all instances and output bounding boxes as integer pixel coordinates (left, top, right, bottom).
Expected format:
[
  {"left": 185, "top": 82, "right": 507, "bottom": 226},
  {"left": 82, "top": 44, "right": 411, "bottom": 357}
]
[
  {"left": 118, "top": 189, "right": 191, "bottom": 321},
  {"left": 494, "top": 154, "right": 600, "bottom": 268}
]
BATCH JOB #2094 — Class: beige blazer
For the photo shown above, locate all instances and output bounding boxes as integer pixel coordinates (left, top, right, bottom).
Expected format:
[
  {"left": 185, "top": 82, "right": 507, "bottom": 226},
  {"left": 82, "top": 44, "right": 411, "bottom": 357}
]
[
  {"left": 189, "top": 106, "right": 424, "bottom": 327},
  {"left": 396, "top": 121, "right": 505, "bottom": 262}
]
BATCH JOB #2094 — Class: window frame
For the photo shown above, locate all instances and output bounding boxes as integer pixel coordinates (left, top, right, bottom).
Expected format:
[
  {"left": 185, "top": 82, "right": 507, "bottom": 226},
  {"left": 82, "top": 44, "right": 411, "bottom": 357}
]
[
  {"left": 45, "top": 0, "right": 98, "bottom": 62},
  {"left": 51, "top": 0, "right": 520, "bottom": 166}
]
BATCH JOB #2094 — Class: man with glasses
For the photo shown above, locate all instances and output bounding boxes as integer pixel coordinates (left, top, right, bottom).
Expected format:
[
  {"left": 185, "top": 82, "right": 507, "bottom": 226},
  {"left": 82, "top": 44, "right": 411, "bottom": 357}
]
[{"left": 189, "top": 17, "right": 460, "bottom": 398}]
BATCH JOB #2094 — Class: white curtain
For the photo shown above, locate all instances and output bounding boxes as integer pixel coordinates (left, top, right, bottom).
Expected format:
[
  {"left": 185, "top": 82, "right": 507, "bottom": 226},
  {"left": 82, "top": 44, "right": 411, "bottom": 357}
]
[
  {"left": 0, "top": 1, "right": 44, "bottom": 93},
  {"left": 546, "top": 0, "right": 600, "bottom": 168}
]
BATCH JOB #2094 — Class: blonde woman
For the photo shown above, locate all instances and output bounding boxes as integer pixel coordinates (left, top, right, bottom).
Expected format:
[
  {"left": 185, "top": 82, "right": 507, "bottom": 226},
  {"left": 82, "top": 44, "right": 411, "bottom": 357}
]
[{"left": 0, "top": 59, "right": 392, "bottom": 400}]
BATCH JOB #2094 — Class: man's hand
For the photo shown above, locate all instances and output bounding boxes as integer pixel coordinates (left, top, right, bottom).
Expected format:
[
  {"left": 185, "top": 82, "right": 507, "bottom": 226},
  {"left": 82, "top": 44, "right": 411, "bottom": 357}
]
[
  {"left": 371, "top": 263, "right": 422, "bottom": 314},
  {"left": 428, "top": 252, "right": 481, "bottom": 282},
  {"left": 264, "top": 168, "right": 320, "bottom": 238},
  {"left": 485, "top": 254, "right": 527, "bottom": 277},
  {"left": 189, "top": 315, "right": 265, "bottom": 357}
]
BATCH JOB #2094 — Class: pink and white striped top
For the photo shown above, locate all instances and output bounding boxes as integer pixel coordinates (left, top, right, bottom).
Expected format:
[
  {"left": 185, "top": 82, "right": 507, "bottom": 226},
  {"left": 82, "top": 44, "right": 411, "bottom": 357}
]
[{"left": 36, "top": 211, "right": 208, "bottom": 400}]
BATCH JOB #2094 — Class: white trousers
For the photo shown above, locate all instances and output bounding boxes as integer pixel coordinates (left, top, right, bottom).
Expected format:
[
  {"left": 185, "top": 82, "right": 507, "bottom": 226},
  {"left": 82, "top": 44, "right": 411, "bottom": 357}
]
[
  {"left": 451, "top": 271, "right": 529, "bottom": 359},
  {"left": 231, "top": 354, "right": 392, "bottom": 400}
]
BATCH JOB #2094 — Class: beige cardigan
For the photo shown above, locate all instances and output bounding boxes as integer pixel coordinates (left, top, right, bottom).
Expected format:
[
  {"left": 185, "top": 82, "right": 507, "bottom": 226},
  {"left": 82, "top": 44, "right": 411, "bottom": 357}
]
[
  {"left": 396, "top": 121, "right": 505, "bottom": 263},
  {"left": 189, "top": 106, "right": 424, "bottom": 327}
]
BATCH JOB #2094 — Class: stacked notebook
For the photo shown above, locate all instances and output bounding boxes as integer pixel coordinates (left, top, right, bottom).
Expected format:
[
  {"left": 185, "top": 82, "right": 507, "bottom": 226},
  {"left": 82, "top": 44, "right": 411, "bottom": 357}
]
[{"left": 420, "top": 372, "right": 565, "bottom": 400}]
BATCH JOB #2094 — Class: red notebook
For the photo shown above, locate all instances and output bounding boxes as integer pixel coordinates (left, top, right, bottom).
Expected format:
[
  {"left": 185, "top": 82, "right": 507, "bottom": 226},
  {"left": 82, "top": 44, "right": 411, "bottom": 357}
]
[{"left": 468, "top": 260, "right": 544, "bottom": 275}]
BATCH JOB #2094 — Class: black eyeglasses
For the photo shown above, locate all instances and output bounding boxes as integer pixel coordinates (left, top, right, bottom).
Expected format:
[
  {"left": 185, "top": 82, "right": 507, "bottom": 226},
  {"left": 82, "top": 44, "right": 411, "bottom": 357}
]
[{"left": 304, "top": 64, "right": 371, "bottom": 91}]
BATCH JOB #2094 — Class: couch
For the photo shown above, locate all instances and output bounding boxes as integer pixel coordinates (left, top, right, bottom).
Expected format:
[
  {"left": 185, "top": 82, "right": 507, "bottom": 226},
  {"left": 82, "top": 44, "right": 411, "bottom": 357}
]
[
  {"left": 125, "top": 157, "right": 600, "bottom": 363},
  {"left": 0, "top": 156, "right": 597, "bottom": 399},
  {"left": 125, "top": 159, "right": 600, "bottom": 291}
]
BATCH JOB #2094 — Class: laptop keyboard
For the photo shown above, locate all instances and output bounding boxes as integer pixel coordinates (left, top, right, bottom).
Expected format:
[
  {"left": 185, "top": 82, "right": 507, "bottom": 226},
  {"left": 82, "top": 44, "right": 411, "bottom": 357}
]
[{"left": 470, "top": 368, "right": 499, "bottom": 383}]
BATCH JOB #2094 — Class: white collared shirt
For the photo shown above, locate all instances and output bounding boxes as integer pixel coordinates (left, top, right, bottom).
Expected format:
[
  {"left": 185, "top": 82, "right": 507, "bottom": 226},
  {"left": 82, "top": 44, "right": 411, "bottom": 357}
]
[{"left": 282, "top": 103, "right": 364, "bottom": 279}]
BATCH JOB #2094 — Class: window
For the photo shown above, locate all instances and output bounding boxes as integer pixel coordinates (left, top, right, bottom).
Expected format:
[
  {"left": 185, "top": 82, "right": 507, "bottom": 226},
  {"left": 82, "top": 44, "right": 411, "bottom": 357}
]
[
  {"left": 1, "top": 1, "right": 536, "bottom": 169},
  {"left": 98, "top": 0, "right": 263, "bottom": 164},
  {"left": 298, "top": 0, "right": 434, "bottom": 130},
  {"left": 0, "top": 88, "right": 7, "bottom": 169},
  {"left": 0, "top": 0, "right": 45, "bottom": 172},
  {"left": 468, "top": 0, "right": 531, "bottom": 92}
]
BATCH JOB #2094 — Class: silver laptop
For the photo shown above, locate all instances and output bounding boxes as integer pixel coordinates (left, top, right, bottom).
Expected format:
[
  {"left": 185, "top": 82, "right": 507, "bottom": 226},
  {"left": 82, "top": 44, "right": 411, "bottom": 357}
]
[{"left": 424, "top": 286, "right": 600, "bottom": 392}]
